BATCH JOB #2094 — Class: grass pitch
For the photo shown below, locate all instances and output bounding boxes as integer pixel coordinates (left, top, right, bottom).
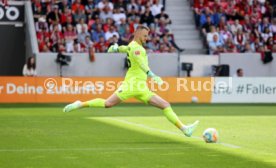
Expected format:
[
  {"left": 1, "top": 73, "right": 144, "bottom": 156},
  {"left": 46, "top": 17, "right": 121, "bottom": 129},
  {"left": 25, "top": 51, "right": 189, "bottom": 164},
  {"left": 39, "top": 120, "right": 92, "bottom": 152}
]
[{"left": 0, "top": 104, "right": 276, "bottom": 168}]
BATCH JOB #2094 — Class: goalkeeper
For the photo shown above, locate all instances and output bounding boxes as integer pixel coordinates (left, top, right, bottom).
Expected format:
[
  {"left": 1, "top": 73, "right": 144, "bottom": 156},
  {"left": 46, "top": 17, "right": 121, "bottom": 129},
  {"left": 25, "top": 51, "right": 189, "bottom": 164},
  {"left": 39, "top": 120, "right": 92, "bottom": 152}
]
[{"left": 63, "top": 25, "right": 199, "bottom": 137}]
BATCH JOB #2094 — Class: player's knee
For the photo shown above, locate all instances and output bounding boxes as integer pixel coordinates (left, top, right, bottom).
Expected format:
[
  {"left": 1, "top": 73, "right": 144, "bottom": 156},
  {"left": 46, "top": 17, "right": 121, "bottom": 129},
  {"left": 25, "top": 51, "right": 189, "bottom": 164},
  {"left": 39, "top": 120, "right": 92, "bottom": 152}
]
[
  {"left": 162, "top": 101, "right": 170, "bottom": 109},
  {"left": 105, "top": 101, "right": 114, "bottom": 108}
]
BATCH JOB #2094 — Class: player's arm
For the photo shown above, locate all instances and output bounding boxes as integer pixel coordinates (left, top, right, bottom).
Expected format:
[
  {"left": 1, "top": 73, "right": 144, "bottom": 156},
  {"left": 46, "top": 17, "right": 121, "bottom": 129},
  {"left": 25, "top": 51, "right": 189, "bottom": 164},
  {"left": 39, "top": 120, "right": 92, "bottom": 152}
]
[
  {"left": 132, "top": 48, "right": 163, "bottom": 85},
  {"left": 107, "top": 43, "right": 129, "bottom": 53},
  {"left": 132, "top": 49, "right": 150, "bottom": 72}
]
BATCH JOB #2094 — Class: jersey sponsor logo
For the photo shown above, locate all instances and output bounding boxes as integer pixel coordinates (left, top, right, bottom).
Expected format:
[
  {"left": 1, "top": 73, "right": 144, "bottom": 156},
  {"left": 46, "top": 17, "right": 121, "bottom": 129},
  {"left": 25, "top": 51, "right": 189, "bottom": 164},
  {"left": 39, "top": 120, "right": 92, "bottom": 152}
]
[{"left": 134, "top": 50, "right": 140, "bottom": 56}]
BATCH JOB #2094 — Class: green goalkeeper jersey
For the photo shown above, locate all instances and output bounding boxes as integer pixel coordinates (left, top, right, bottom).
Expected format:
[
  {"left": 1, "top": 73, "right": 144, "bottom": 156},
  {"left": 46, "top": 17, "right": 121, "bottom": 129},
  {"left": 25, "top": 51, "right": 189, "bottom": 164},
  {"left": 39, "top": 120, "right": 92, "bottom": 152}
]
[{"left": 124, "top": 41, "right": 150, "bottom": 82}]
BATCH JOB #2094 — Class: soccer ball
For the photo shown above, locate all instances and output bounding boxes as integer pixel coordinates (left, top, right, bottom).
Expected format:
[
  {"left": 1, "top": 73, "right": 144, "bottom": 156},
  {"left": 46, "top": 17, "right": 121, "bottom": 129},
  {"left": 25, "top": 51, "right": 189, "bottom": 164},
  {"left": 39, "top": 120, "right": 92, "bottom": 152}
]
[
  {"left": 203, "top": 128, "right": 218, "bottom": 143},
  {"left": 191, "top": 96, "right": 198, "bottom": 103}
]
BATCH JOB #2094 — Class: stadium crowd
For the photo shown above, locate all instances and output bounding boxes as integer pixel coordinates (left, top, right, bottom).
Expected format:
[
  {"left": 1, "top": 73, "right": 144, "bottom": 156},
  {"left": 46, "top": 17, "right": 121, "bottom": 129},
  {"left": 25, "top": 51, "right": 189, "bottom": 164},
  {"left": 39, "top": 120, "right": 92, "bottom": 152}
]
[
  {"left": 192, "top": 0, "right": 276, "bottom": 55},
  {"left": 32, "top": 0, "right": 184, "bottom": 53}
]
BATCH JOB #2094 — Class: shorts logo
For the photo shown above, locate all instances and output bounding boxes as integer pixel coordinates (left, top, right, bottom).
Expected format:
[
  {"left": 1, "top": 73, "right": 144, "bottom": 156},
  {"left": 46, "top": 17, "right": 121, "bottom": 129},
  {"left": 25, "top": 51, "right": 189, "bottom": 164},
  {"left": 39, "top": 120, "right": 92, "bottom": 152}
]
[{"left": 134, "top": 50, "right": 140, "bottom": 56}]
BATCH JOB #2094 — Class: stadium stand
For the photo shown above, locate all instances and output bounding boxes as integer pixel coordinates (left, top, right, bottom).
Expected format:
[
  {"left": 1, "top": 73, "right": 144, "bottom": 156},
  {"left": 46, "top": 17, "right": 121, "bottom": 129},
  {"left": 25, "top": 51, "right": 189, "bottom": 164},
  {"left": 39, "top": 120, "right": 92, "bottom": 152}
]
[
  {"left": 192, "top": 0, "right": 276, "bottom": 55},
  {"left": 31, "top": 0, "right": 184, "bottom": 53}
]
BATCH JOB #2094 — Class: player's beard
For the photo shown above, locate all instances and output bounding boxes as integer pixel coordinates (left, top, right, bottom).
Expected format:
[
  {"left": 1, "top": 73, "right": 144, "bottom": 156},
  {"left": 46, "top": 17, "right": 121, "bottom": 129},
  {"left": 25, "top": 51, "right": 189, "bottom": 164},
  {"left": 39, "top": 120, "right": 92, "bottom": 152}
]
[{"left": 141, "top": 38, "right": 147, "bottom": 46}]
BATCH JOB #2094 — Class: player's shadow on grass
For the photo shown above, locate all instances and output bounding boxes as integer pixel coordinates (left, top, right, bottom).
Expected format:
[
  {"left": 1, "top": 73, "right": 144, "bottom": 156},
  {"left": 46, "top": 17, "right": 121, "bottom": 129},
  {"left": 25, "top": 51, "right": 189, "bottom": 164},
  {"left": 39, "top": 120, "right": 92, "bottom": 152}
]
[
  {"left": 80, "top": 106, "right": 276, "bottom": 117},
  {"left": 80, "top": 119, "right": 275, "bottom": 168}
]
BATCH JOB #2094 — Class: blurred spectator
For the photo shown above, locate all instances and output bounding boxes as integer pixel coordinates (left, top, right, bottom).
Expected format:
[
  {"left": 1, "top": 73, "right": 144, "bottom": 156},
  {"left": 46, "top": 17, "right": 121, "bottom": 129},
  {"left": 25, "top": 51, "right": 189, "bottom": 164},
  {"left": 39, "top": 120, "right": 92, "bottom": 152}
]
[
  {"left": 202, "top": 15, "right": 214, "bottom": 35},
  {"left": 103, "top": 18, "right": 115, "bottom": 32},
  {"left": 234, "top": 29, "right": 247, "bottom": 52},
  {"left": 94, "top": 35, "right": 109, "bottom": 52},
  {"left": 200, "top": 7, "right": 213, "bottom": 27},
  {"left": 147, "top": 36, "right": 160, "bottom": 52},
  {"left": 272, "top": 44, "right": 276, "bottom": 52},
  {"left": 127, "top": 0, "right": 138, "bottom": 13},
  {"left": 113, "top": 8, "right": 126, "bottom": 25},
  {"left": 62, "top": 15, "right": 75, "bottom": 29},
  {"left": 23, "top": 56, "right": 36, "bottom": 77},
  {"left": 36, "top": 17, "right": 48, "bottom": 32},
  {"left": 133, "top": 16, "right": 141, "bottom": 30},
  {"left": 209, "top": 34, "right": 224, "bottom": 55},
  {"left": 261, "top": 27, "right": 273, "bottom": 43},
  {"left": 76, "top": 18, "right": 88, "bottom": 34},
  {"left": 120, "top": 26, "right": 132, "bottom": 45},
  {"left": 141, "top": 7, "right": 154, "bottom": 26},
  {"left": 74, "top": 9, "right": 87, "bottom": 23},
  {"left": 155, "top": 7, "right": 171, "bottom": 25},
  {"left": 98, "top": 0, "right": 113, "bottom": 11},
  {"left": 46, "top": 5, "right": 60, "bottom": 25},
  {"left": 100, "top": 6, "right": 113, "bottom": 21},
  {"left": 50, "top": 24, "right": 64, "bottom": 49},
  {"left": 127, "top": 6, "right": 139, "bottom": 20},
  {"left": 37, "top": 28, "right": 50, "bottom": 51},
  {"left": 78, "top": 26, "right": 90, "bottom": 44},
  {"left": 72, "top": 40, "right": 82, "bottom": 53},
  {"left": 150, "top": 0, "right": 163, "bottom": 16},
  {"left": 33, "top": 5, "right": 45, "bottom": 22},
  {"left": 114, "top": 0, "right": 127, "bottom": 11},
  {"left": 258, "top": 17, "right": 272, "bottom": 33},
  {"left": 212, "top": 7, "right": 225, "bottom": 26},
  {"left": 207, "top": 26, "right": 219, "bottom": 43},
  {"left": 271, "top": 18, "right": 276, "bottom": 34},
  {"left": 137, "top": 0, "right": 146, "bottom": 14},
  {"left": 61, "top": 8, "right": 73, "bottom": 25},
  {"left": 90, "top": 15, "right": 101, "bottom": 31},
  {"left": 158, "top": 43, "right": 168, "bottom": 53},
  {"left": 230, "top": 20, "right": 242, "bottom": 35},
  {"left": 217, "top": 16, "right": 227, "bottom": 30},
  {"left": 64, "top": 24, "right": 77, "bottom": 52},
  {"left": 243, "top": 15, "right": 253, "bottom": 33},
  {"left": 72, "top": 0, "right": 85, "bottom": 13},
  {"left": 81, "top": 35, "right": 94, "bottom": 52},
  {"left": 105, "top": 25, "right": 119, "bottom": 41},
  {"left": 161, "top": 35, "right": 176, "bottom": 52},
  {"left": 251, "top": 37, "right": 264, "bottom": 52},
  {"left": 156, "top": 17, "right": 170, "bottom": 36},
  {"left": 219, "top": 25, "right": 232, "bottom": 44},
  {"left": 244, "top": 42, "right": 254, "bottom": 53},
  {"left": 117, "top": 18, "right": 128, "bottom": 36},
  {"left": 233, "top": 68, "right": 244, "bottom": 77},
  {"left": 85, "top": 0, "right": 96, "bottom": 16},
  {"left": 224, "top": 38, "right": 237, "bottom": 53},
  {"left": 193, "top": 0, "right": 207, "bottom": 27},
  {"left": 91, "top": 24, "right": 105, "bottom": 42}
]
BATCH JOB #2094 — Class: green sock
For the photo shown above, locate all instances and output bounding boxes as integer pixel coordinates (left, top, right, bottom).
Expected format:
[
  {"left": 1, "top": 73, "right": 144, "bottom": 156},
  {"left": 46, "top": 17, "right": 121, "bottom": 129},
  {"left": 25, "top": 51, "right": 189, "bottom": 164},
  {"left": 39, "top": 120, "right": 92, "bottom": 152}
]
[
  {"left": 82, "top": 98, "right": 105, "bottom": 108},
  {"left": 163, "top": 106, "right": 186, "bottom": 130}
]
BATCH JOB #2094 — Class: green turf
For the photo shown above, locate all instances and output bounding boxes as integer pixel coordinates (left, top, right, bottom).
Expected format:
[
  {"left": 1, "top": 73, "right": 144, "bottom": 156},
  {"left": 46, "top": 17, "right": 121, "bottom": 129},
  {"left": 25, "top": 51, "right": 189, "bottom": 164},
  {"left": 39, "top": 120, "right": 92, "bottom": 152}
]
[{"left": 0, "top": 104, "right": 276, "bottom": 168}]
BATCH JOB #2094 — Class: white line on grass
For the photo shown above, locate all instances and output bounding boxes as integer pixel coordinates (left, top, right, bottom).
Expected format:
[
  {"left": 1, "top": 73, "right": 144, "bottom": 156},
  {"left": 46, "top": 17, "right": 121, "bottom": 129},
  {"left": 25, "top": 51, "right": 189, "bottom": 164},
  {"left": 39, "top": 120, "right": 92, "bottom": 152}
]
[
  {"left": 0, "top": 147, "right": 192, "bottom": 152},
  {"left": 99, "top": 117, "right": 241, "bottom": 149}
]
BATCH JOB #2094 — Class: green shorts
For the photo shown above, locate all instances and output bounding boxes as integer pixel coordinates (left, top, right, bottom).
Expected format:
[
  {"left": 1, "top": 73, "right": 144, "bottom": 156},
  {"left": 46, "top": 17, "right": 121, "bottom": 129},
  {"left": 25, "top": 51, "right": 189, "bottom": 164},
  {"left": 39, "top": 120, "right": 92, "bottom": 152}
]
[{"left": 115, "top": 80, "right": 155, "bottom": 104}]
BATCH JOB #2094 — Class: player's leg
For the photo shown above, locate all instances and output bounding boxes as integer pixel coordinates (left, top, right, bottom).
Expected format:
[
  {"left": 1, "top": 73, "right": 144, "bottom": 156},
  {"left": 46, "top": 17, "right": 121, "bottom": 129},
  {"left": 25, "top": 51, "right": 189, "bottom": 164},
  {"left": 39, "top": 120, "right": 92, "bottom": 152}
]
[
  {"left": 82, "top": 93, "right": 122, "bottom": 108},
  {"left": 63, "top": 80, "right": 134, "bottom": 112},
  {"left": 63, "top": 93, "right": 122, "bottom": 112},
  {"left": 148, "top": 95, "right": 199, "bottom": 137}
]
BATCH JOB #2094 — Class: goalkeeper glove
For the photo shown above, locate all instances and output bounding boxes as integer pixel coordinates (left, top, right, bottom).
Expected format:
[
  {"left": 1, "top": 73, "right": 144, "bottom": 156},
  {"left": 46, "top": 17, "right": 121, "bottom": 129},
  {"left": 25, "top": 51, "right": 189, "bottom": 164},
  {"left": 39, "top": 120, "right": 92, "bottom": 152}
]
[
  {"left": 107, "top": 43, "right": 119, "bottom": 53},
  {"left": 147, "top": 71, "right": 163, "bottom": 85}
]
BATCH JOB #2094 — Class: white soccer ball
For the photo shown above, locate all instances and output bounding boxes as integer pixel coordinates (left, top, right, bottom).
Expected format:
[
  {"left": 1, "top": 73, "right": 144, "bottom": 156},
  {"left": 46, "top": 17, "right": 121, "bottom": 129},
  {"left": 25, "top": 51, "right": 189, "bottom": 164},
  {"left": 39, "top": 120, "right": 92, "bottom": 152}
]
[
  {"left": 191, "top": 96, "right": 198, "bottom": 103},
  {"left": 203, "top": 128, "right": 218, "bottom": 143}
]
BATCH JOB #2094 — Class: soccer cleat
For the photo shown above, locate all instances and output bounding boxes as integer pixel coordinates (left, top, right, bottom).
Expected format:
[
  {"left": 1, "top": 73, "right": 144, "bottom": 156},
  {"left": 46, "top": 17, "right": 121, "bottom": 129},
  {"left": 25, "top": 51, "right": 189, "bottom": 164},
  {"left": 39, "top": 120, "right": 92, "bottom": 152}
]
[
  {"left": 63, "top": 100, "right": 82, "bottom": 113},
  {"left": 183, "top": 120, "right": 199, "bottom": 137}
]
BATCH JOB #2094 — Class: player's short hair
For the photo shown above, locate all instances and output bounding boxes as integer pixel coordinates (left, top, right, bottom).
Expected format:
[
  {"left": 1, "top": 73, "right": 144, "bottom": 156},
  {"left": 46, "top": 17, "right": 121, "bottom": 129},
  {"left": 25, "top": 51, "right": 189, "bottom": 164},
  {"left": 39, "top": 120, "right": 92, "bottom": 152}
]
[
  {"left": 135, "top": 25, "right": 150, "bottom": 32},
  {"left": 237, "top": 68, "right": 243, "bottom": 73}
]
